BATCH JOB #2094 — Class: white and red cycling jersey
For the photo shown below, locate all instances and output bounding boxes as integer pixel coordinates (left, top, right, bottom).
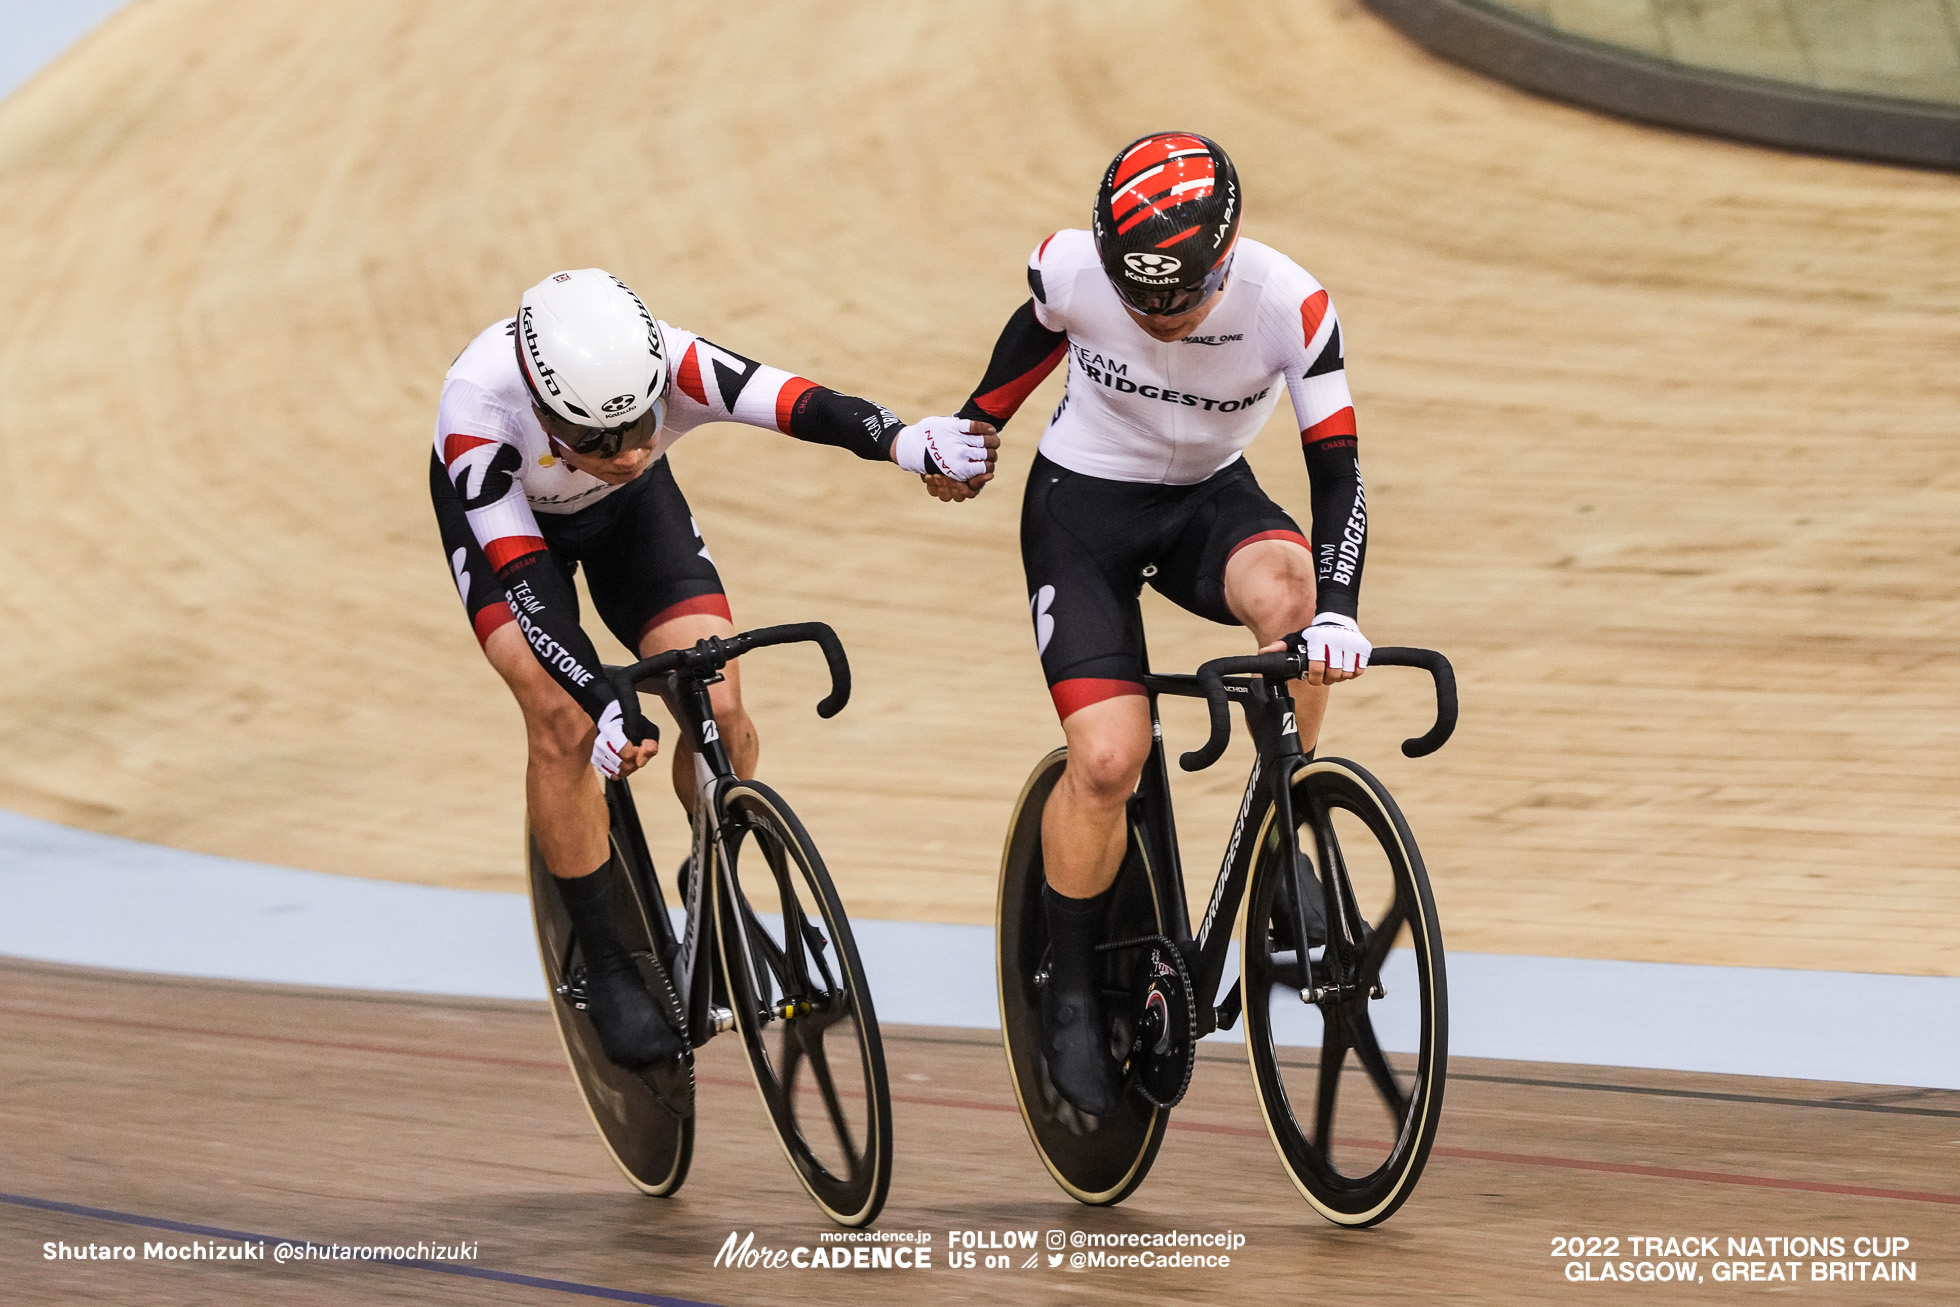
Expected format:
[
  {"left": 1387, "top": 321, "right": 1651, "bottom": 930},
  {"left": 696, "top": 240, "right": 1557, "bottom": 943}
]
[
  {"left": 958, "top": 229, "right": 1367, "bottom": 619},
  {"left": 432, "top": 315, "right": 906, "bottom": 722},
  {"left": 970, "top": 230, "right": 1356, "bottom": 485},
  {"left": 434, "top": 317, "right": 837, "bottom": 570}
]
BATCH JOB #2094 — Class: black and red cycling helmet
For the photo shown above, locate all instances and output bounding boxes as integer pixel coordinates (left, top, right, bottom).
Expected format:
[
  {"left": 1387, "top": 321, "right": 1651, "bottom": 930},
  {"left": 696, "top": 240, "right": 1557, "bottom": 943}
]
[{"left": 1092, "top": 132, "right": 1241, "bottom": 317}]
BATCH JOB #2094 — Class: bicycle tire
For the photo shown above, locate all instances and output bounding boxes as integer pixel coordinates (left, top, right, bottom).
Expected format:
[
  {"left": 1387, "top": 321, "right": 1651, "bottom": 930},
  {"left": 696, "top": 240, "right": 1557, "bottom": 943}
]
[
  {"left": 526, "top": 803, "right": 694, "bottom": 1197},
  {"left": 1242, "top": 757, "right": 1447, "bottom": 1226},
  {"left": 714, "top": 780, "right": 893, "bottom": 1227},
  {"left": 996, "top": 748, "right": 1172, "bottom": 1206}
]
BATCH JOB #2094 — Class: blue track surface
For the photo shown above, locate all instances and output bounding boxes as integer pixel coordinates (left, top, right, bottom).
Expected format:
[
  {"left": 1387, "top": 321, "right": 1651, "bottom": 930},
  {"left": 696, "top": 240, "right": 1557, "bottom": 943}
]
[
  {"left": 4, "top": 809, "right": 1957, "bottom": 1089},
  {"left": 0, "top": 1, "right": 125, "bottom": 104}
]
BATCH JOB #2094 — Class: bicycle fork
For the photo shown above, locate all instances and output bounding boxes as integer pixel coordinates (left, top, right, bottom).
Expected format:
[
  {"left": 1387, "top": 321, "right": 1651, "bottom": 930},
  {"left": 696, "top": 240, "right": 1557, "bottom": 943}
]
[
  {"left": 1241, "top": 678, "right": 1376, "bottom": 1008},
  {"left": 664, "top": 673, "right": 739, "bottom": 1049}
]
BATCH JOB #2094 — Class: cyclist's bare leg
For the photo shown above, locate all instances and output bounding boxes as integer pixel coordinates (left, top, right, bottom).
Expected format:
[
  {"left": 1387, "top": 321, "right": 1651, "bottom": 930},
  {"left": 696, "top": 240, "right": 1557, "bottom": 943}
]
[
  {"left": 635, "top": 611, "right": 758, "bottom": 814},
  {"left": 483, "top": 620, "right": 611, "bottom": 881},
  {"left": 1034, "top": 692, "right": 1148, "bottom": 1112},
  {"left": 1041, "top": 694, "right": 1152, "bottom": 898},
  {"left": 486, "top": 619, "right": 680, "bottom": 1066},
  {"left": 1222, "top": 537, "right": 1357, "bottom": 749}
]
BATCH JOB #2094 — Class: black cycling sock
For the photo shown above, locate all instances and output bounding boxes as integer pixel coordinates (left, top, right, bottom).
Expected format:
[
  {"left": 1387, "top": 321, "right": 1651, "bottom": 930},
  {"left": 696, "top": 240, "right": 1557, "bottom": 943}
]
[
  {"left": 554, "top": 860, "right": 636, "bottom": 973},
  {"left": 1044, "top": 881, "right": 1116, "bottom": 995}
]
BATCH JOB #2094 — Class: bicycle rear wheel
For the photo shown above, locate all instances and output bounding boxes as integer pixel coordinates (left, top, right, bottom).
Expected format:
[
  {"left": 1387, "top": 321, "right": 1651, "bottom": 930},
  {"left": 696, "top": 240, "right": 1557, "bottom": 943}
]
[
  {"left": 997, "top": 748, "right": 1171, "bottom": 1205},
  {"left": 715, "top": 780, "right": 892, "bottom": 1227},
  {"left": 1242, "top": 757, "right": 1447, "bottom": 1226},
  {"left": 526, "top": 790, "right": 694, "bottom": 1196}
]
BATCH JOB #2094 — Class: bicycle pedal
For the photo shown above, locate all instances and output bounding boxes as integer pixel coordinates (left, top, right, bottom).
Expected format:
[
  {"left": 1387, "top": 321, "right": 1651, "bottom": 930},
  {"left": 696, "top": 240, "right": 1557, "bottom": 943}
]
[
  {"left": 556, "top": 967, "right": 592, "bottom": 1012},
  {"left": 708, "top": 1005, "right": 735, "bottom": 1034}
]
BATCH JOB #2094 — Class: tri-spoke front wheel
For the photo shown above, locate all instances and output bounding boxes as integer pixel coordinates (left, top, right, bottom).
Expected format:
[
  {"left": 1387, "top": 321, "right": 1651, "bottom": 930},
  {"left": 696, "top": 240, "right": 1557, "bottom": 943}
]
[
  {"left": 1243, "top": 757, "right": 1447, "bottom": 1226},
  {"left": 715, "top": 781, "right": 892, "bottom": 1227}
]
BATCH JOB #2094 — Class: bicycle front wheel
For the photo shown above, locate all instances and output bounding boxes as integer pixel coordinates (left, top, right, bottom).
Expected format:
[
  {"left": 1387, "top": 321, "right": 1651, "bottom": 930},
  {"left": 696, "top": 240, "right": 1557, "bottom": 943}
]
[
  {"left": 1242, "top": 757, "right": 1447, "bottom": 1227},
  {"left": 714, "top": 780, "right": 892, "bottom": 1227}
]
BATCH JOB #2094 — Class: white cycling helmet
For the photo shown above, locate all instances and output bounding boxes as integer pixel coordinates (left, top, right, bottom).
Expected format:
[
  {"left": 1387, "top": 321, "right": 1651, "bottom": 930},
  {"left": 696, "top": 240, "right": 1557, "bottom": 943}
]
[{"left": 516, "top": 268, "right": 668, "bottom": 456}]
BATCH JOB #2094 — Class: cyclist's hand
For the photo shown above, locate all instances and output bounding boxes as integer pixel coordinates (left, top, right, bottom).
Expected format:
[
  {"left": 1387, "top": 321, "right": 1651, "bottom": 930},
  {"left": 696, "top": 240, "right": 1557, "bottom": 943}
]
[
  {"left": 591, "top": 699, "right": 659, "bottom": 779},
  {"left": 894, "top": 416, "right": 998, "bottom": 482},
  {"left": 921, "top": 470, "right": 992, "bottom": 501},
  {"left": 1272, "top": 613, "right": 1370, "bottom": 686}
]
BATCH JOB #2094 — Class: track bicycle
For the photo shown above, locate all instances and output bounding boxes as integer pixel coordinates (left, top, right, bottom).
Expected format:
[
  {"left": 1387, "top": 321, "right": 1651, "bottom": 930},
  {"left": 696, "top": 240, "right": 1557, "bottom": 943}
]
[
  {"left": 525, "top": 622, "right": 893, "bottom": 1227},
  {"left": 997, "top": 640, "right": 1457, "bottom": 1226}
]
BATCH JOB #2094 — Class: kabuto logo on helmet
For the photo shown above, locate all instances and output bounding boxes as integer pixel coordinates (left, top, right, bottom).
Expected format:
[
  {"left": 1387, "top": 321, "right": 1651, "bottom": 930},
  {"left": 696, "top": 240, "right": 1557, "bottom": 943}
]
[
  {"left": 516, "top": 269, "right": 671, "bottom": 435},
  {"left": 1123, "top": 252, "right": 1183, "bottom": 282},
  {"left": 518, "top": 307, "right": 562, "bottom": 397},
  {"left": 1093, "top": 132, "right": 1243, "bottom": 315},
  {"left": 608, "top": 273, "right": 665, "bottom": 375}
]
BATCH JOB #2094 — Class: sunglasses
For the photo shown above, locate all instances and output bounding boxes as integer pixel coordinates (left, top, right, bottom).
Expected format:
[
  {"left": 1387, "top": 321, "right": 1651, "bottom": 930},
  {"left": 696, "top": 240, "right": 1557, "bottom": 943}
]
[{"left": 532, "top": 397, "right": 665, "bottom": 459}]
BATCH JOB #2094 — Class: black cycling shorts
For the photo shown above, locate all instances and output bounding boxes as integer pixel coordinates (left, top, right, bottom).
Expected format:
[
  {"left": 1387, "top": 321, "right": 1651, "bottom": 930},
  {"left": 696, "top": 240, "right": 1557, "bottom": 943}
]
[
  {"left": 430, "top": 451, "right": 729, "bottom": 653},
  {"left": 1020, "top": 451, "right": 1306, "bottom": 719}
]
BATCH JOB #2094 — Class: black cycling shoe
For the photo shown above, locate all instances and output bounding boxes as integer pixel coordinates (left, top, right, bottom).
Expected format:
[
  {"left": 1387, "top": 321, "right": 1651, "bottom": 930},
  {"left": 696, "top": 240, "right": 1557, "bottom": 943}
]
[
  {"left": 1040, "top": 975, "right": 1123, "bottom": 1117},
  {"left": 552, "top": 861, "right": 684, "bottom": 1069},
  {"left": 582, "top": 958, "right": 685, "bottom": 1069}
]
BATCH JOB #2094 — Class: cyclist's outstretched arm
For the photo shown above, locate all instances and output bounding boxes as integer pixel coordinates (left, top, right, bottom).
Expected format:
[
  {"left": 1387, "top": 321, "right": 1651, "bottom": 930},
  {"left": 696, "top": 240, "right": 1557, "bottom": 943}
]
[
  {"left": 913, "top": 236, "right": 1075, "bottom": 504},
  {"left": 663, "top": 328, "right": 994, "bottom": 485},
  {"left": 954, "top": 235, "right": 1073, "bottom": 432}
]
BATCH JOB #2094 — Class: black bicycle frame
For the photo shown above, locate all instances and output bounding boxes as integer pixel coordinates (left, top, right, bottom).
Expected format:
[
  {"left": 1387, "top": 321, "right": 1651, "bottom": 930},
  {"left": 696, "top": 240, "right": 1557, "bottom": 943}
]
[
  {"left": 600, "top": 623, "right": 852, "bottom": 1052},
  {"left": 1125, "top": 633, "right": 1455, "bottom": 1039},
  {"left": 1132, "top": 651, "right": 1311, "bottom": 1041}
]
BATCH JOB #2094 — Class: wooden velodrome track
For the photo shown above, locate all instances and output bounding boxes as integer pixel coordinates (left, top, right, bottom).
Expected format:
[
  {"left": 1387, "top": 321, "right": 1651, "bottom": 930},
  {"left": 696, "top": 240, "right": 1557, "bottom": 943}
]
[
  {"left": 5, "top": 958, "right": 1958, "bottom": 1305},
  {"left": 1, "top": 1, "right": 1957, "bottom": 1302}
]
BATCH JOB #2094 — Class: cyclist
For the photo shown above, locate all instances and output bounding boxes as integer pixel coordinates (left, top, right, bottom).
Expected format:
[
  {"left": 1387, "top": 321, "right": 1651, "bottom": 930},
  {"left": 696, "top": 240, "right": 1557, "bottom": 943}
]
[
  {"left": 432, "top": 268, "right": 994, "bottom": 1068},
  {"left": 929, "top": 134, "right": 1370, "bottom": 1115}
]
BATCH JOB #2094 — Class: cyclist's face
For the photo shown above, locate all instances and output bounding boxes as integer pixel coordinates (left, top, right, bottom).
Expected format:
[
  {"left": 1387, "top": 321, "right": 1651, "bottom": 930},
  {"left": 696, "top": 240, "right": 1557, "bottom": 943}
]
[
  {"left": 1122, "top": 274, "right": 1227, "bottom": 342},
  {"left": 534, "top": 401, "right": 659, "bottom": 483}
]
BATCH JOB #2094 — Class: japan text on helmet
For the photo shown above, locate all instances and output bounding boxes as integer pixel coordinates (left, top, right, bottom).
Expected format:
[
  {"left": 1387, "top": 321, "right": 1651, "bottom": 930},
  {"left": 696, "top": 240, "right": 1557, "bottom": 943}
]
[
  {"left": 516, "top": 269, "right": 669, "bottom": 458},
  {"left": 1092, "top": 132, "right": 1241, "bottom": 317}
]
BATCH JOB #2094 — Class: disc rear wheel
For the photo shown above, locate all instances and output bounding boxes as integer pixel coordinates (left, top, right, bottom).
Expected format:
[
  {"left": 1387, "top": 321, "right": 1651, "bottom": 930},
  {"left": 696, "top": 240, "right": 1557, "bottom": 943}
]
[
  {"left": 527, "top": 785, "right": 694, "bottom": 1196},
  {"left": 997, "top": 748, "right": 1171, "bottom": 1205}
]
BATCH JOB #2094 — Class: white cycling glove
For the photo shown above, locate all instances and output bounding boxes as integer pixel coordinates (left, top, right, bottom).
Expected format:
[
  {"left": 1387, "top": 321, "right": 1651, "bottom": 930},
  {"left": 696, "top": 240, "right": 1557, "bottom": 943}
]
[
  {"left": 1298, "top": 613, "right": 1372, "bottom": 674},
  {"left": 894, "top": 415, "right": 991, "bottom": 482},
  {"left": 590, "top": 699, "right": 630, "bottom": 778}
]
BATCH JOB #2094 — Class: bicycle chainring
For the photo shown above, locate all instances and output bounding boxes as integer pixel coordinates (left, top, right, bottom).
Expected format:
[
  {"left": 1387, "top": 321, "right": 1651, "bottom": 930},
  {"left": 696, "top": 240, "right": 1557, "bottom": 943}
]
[{"left": 1123, "top": 934, "right": 1197, "bottom": 1109}]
